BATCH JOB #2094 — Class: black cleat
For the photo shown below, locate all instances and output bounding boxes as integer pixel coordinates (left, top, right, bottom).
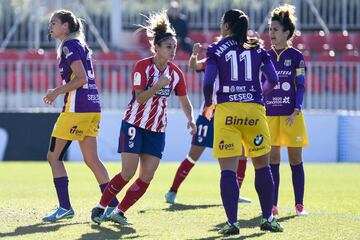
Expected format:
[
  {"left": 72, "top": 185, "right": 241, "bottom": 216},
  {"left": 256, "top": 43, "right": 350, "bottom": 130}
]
[{"left": 218, "top": 222, "right": 240, "bottom": 235}]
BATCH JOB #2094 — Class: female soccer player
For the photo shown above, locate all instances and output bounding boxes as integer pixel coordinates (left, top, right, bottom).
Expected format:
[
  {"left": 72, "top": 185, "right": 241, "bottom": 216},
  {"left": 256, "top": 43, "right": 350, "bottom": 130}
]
[
  {"left": 203, "top": 9, "right": 284, "bottom": 235},
  {"left": 265, "top": 4, "right": 308, "bottom": 216},
  {"left": 42, "top": 9, "right": 118, "bottom": 222},
  {"left": 91, "top": 10, "right": 196, "bottom": 225},
  {"left": 165, "top": 42, "right": 251, "bottom": 204}
]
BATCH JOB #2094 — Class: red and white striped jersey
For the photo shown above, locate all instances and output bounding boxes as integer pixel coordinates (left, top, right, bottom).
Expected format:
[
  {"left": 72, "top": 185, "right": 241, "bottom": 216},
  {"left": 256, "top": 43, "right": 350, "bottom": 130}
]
[{"left": 123, "top": 57, "right": 187, "bottom": 132}]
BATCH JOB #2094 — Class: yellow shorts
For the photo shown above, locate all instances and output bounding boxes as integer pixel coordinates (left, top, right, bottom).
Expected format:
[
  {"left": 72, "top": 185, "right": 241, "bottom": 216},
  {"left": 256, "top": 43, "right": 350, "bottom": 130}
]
[
  {"left": 213, "top": 102, "right": 271, "bottom": 158},
  {"left": 52, "top": 112, "right": 101, "bottom": 141},
  {"left": 267, "top": 113, "right": 309, "bottom": 147}
]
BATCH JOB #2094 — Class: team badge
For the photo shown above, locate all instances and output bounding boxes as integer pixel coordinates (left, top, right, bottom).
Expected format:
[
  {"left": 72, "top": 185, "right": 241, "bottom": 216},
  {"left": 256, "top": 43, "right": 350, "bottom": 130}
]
[
  {"left": 284, "top": 59, "right": 292, "bottom": 67},
  {"left": 281, "top": 82, "right": 291, "bottom": 91}
]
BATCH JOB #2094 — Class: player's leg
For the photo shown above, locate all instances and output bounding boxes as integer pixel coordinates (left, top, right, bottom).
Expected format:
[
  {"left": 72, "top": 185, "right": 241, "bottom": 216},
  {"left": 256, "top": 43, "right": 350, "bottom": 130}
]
[
  {"left": 270, "top": 146, "right": 281, "bottom": 215},
  {"left": 288, "top": 147, "right": 307, "bottom": 216},
  {"left": 165, "top": 145, "right": 205, "bottom": 203},
  {"left": 43, "top": 136, "right": 74, "bottom": 222},
  {"left": 79, "top": 136, "right": 119, "bottom": 218},
  {"left": 237, "top": 153, "right": 252, "bottom": 203}
]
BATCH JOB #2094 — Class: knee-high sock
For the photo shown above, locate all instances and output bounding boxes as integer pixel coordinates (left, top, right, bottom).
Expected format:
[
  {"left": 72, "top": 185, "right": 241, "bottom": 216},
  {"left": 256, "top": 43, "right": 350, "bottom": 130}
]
[
  {"left": 170, "top": 157, "right": 195, "bottom": 192},
  {"left": 118, "top": 178, "right": 149, "bottom": 212},
  {"left": 290, "top": 162, "right": 305, "bottom": 205},
  {"left": 237, "top": 158, "right": 247, "bottom": 189},
  {"left": 255, "top": 166, "right": 274, "bottom": 219},
  {"left": 220, "top": 170, "right": 239, "bottom": 224},
  {"left": 99, "top": 173, "right": 129, "bottom": 207},
  {"left": 270, "top": 163, "right": 280, "bottom": 206},
  {"left": 54, "top": 176, "right": 71, "bottom": 210},
  {"left": 100, "top": 183, "right": 120, "bottom": 207}
]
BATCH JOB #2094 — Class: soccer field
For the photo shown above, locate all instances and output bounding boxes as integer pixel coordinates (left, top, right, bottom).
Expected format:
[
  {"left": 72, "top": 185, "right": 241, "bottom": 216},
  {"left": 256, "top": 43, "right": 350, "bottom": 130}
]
[{"left": 0, "top": 162, "right": 359, "bottom": 240}]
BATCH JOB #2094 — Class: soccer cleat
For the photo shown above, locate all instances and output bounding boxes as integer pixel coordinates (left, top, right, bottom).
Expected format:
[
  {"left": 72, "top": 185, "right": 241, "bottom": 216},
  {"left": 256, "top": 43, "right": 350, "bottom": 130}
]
[
  {"left": 295, "top": 204, "right": 308, "bottom": 216},
  {"left": 260, "top": 218, "right": 284, "bottom": 232},
  {"left": 218, "top": 222, "right": 240, "bottom": 235},
  {"left": 165, "top": 190, "right": 177, "bottom": 204},
  {"left": 109, "top": 211, "right": 132, "bottom": 225},
  {"left": 272, "top": 205, "right": 279, "bottom": 216},
  {"left": 91, "top": 207, "right": 105, "bottom": 225},
  {"left": 238, "top": 196, "right": 252, "bottom": 203},
  {"left": 101, "top": 206, "right": 115, "bottom": 221},
  {"left": 42, "top": 207, "right": 75, "bottom": 222}
]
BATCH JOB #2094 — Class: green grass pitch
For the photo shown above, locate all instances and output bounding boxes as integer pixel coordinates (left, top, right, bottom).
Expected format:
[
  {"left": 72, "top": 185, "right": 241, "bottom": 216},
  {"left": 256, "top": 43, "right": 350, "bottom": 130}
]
[{"left": 0, "top": 162, "right": 360, "bottom": 239}]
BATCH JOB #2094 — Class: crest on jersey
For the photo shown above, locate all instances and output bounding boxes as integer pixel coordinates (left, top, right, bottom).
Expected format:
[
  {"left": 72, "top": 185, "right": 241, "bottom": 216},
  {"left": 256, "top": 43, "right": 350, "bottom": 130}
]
[
  {"left": 134, "top": 72, "right": 141, "bottom": 86},
  {"left": 63, "top": 46, "right": 73, "bottom": 58},
  {"left": 284, "top": 59, "right": 292, "bottom": 67}
]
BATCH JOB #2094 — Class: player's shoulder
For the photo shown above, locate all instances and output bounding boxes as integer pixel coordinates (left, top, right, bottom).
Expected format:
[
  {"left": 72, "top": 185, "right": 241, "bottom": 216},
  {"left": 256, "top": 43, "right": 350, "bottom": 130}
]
[
  {"left": 287, "top": 47, "right": 304, "bottom": 58},
  {"left": 169, "top": 61, "right": 185, "bottom": 78},
  {"left": 134, "top": 57, "right": 153, "bottom": 70}
]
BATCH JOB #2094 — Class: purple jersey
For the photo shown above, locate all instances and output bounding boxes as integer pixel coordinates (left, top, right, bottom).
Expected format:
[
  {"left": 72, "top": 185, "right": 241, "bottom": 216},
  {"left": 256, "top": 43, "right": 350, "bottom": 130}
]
[
  {"left": 205, "top": 36, "right": 275, "bottom": 105},
  {"left": 263, "top": 47, "right": 306, "bottom": 116},
  {"left": 59, "top": 39, "right": 101, "bottom": 113}
]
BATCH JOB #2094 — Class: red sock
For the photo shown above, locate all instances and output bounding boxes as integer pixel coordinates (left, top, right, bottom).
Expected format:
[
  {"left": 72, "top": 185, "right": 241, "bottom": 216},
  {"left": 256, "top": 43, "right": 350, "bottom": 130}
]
[
  {"left": 100, "top": 173, "right": 129, "bottom": 207},
  {"left": 237, "top": 157, "right": 247, "bottom": 189},
  {"left": 118, "top": 178, "right": 149, "bottom": 212},
  {"left": 170, "top": 157, "right": 195, "bottom": 192}
]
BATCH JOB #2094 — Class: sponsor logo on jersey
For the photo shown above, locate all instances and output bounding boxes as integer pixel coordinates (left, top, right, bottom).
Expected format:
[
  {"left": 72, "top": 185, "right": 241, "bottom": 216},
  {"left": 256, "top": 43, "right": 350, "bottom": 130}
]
[
  {"left": 129, "top": 141, "right": 134, "bottom": 148},
  {"left": 198, "top": 136, "right": 203, "bottom": 143},
  {"left": 225, "top": 116, "right": 259, "bottom": 126},
  {"left": 228, "top": 93, "right": 254, "bottom": 102},
  {"left": 276, "top": 70, "right": 292, "bottom": 78},
  {"left": 236, "top": 86, "right": 247, "bottom": 92},
  {"left": 266, "top": 96, "right": 290, "bottom": 106},
  {"left": 69, "top": 126, "right": 83, "bottom": 136},
  {"left": 284, "top": 59, "right": 292, "bottom": 67},
  {"left": 218, "top": 140, "right": 234, "bottom": 150},
  {"left": 155, "top": 87, "right": 171, "bottom": 97},
  {"left": 223, "top": 86, "right": 230, "bottom": 93},
  {"left": 253, "top": 134, "right": 264, "bottom": 146},
  {"left": 63, "top": 46, "right": 73, "bottom": 59},
  {"left": 281, "top": 82, "right": 291, "bottom": 91}
]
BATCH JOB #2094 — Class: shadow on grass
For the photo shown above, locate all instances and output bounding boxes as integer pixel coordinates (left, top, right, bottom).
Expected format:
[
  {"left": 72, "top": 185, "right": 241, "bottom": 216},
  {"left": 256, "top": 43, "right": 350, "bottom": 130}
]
[
  {"left": 0, "top": 221, "right": 85, "bottom": 238},
  {"left": 78, "top": 223, "right": 143, "bottom": 240},
  {"left": 163, "top": 203, "right": 222, "bottom": 212},
  {"left": 190, "top": 232, "right": 266, "bottom": 240}
]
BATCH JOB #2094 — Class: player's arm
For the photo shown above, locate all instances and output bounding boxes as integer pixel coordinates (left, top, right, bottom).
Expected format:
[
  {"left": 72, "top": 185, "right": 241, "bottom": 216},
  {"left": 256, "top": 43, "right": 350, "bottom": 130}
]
[
  {"left": 178, "top": 95, "right": 196, "bottom": 135},
  {"left": 188, "top": 43, "right": 203, "bottom": 71},
  {"left": 43, "top": 60, "right": 87, "bottom": 105},
  {"left": 294, "top": 58, "right": 306, "bottom": 112}
]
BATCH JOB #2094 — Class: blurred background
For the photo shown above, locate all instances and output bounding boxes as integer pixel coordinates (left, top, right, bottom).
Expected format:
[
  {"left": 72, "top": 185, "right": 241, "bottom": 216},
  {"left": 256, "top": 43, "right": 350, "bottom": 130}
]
[{"left": 0, "top": 0, "right": 359, "bottom": 162}]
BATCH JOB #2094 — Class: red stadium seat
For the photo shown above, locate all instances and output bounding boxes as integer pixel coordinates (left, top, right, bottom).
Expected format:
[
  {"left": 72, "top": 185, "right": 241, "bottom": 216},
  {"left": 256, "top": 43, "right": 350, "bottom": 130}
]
[
  {"left": 315, "top": 51, "right": 337, "bottom": 62},
  {"left": 209, "top": 32, "right": 221, "bottom": 43},
  {"left": 122, "top": 51, "right": 141, "bottom": 61},
  {"left": 92, "top": 51, "right": 118, "bottom": 61},
  {"left": 188, "top": 31, "right": 208, "bottom": 44},
  {"left": 44, "top": 51, "right": 58, "bottom": 60},
  {"left": 260, "top": 33, "right": 271, "bottom": 49},
  {"left": 292, "top": 31, "right": 305, "bottom": 50},
  {"left": 23, "top": 51, "right": 46, "bottom": 60},
  {"left": 349, "top": 32, "right": 360, "bottom": 50},
  {"left": 307, "top": 75, "right": 322, "bottom": 94},
  {"left": 138, "top": 31, "right": 151, "bottom": 50},
  {"left": 303, "top": 31, "right": 328, "bottom": 52},
  {"left": 175, "top": 50, "right": 190, "bottom": 61},
  {"left": 340, "top": 51, "right": 360, "bottom": 62},
  {"left": 327, "top": 31, "right": 353, "bottom": 52},
  {"left": 5, "top": 72, "right": 26, "bottom": 92},
  {"left": 0, "top": 50, "right": 20, "bottom": 60}
]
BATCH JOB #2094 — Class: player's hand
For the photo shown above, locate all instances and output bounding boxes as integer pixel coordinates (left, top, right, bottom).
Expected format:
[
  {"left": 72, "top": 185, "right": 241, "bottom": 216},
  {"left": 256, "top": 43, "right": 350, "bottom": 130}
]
[
  {"left": 188, "top": 120, "right": 197, "bottom": 135},
  {"left": 43, "top": 88, "right": 58, "bottom": 105},
  {"left": 203, "top": 104, "right": 215, "bottom": 121},
  {"left": 285, "top": 109, "right": 300, "bottom": 126},
  {"left": 192, "top": 43, "right": 202, "bottom": 55},
  {"left": 156, "top": 75, "right": 171, "bottom": 89}
]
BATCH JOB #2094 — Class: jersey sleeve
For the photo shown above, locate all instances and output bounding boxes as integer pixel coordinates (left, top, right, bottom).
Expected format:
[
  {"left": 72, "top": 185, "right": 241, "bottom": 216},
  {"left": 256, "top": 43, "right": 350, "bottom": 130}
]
[
  {"left": 294, "top": 52, "right": 306, "bottom": 77},
  {"left": 131, "top": 60, "right": 148, "bottom": 91},
  {"left": 62, "top": 41, "right": 81, "bottom": 66},
  {"left": 174, "top": 67, "right": 187, "bottom": 96}
]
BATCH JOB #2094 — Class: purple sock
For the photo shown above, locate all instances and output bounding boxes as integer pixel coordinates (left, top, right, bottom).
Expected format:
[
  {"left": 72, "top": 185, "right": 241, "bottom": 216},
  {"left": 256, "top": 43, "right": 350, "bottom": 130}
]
[
  {"left": 255, "top": 166, "right": 274, "bottom": 219},
  {"left": 100, "top": 183, "right": 119, "bottom": 207},
  {"left": 270, "top": 164, "right": 280, "bottom": 206},
  {"left": 291, "top": 162, "right": 305, "bottom": 205},
  {"left": 54, "top": 176, "right": 71, "bottom": 210},
  {"left": 220, "top": 170, "right": 239, "bottom": 224}
]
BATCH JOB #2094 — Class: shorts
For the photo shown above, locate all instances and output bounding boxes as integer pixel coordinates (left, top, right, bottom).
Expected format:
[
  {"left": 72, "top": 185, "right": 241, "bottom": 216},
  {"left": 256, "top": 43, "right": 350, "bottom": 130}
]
[
  {"left": 191, "top": 115, "right": 214, "bottom": 148},
  {"left": 118, "top": 120, "right": 165, "bottom": 159},
  {"left": 213, "top": 102, "right": 271, "bottom": 158},
  {"left": 52, "top": 112, "right": 101, "bottom": 141},
  {"left": 267, "top": 113, "right": 309, "bottom": 147}
]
